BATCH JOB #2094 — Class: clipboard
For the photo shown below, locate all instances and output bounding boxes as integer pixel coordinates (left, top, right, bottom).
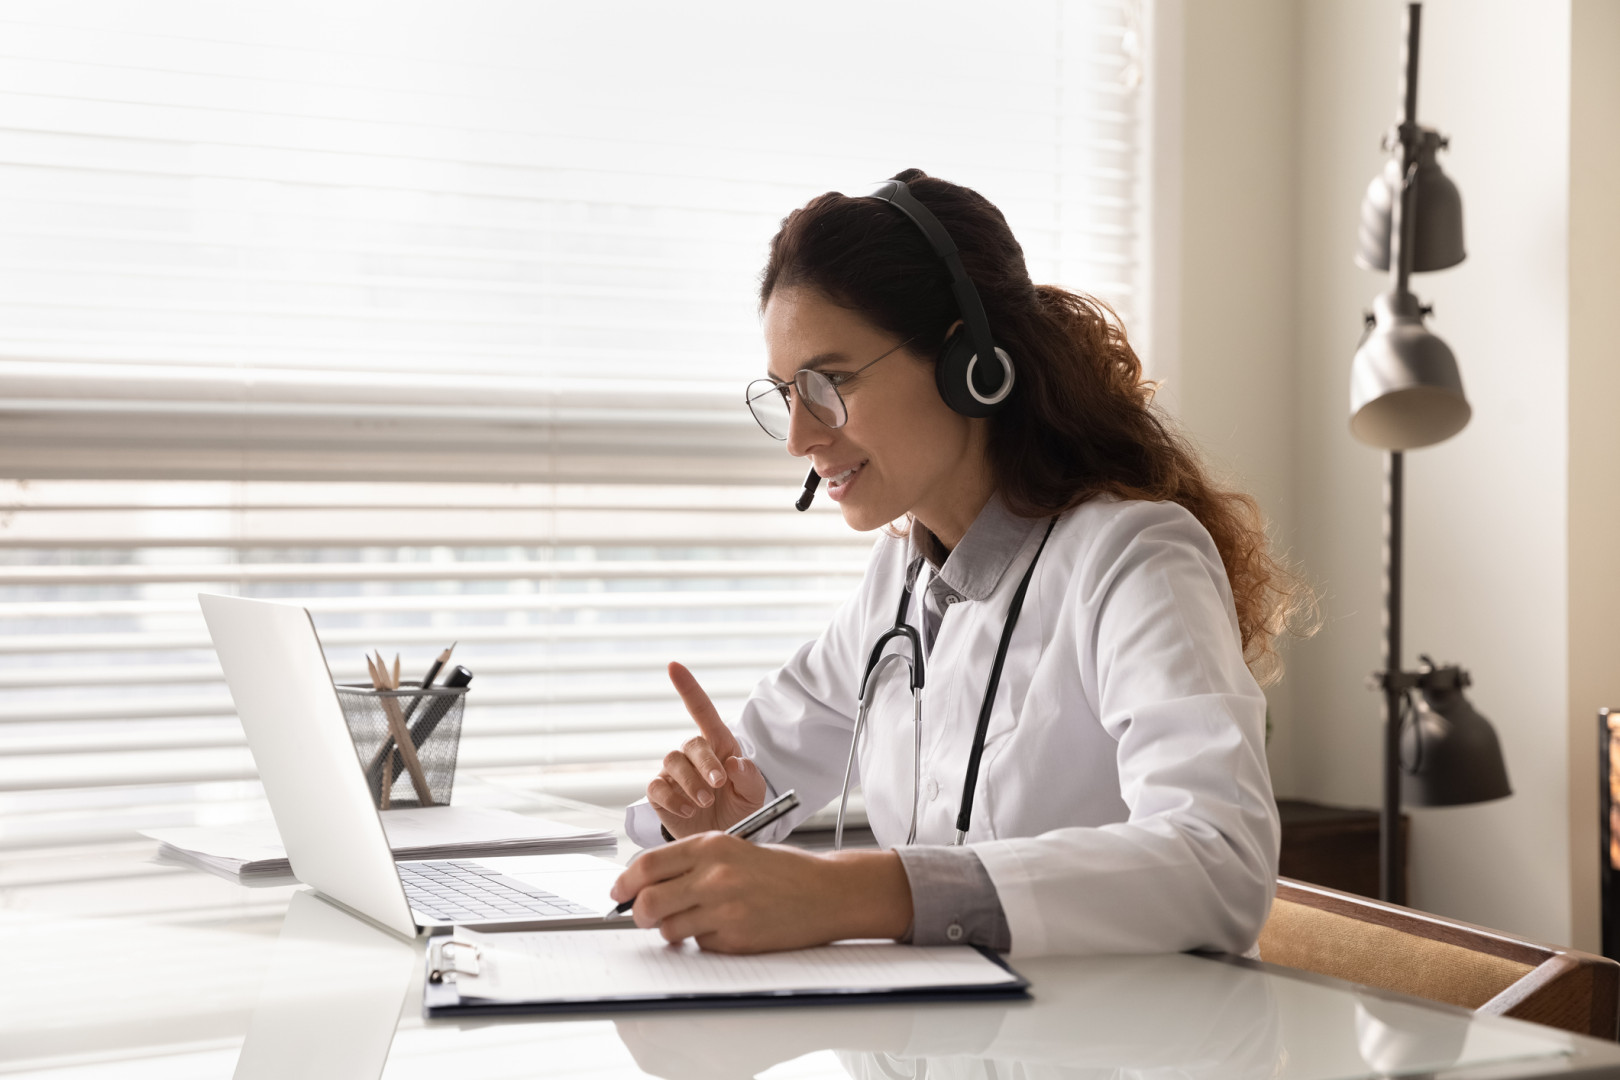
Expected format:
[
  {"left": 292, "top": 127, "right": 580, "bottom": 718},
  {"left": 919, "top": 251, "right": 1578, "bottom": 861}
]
[{"left": 422, "top": 930, "right": 1030, "bottom": 1017}]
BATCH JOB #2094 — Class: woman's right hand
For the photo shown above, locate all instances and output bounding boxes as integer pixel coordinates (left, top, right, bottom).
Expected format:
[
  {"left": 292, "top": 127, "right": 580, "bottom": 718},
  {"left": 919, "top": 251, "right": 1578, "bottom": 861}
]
[{"left": 649, "top": 662, "right": 768, "bottom": 838}]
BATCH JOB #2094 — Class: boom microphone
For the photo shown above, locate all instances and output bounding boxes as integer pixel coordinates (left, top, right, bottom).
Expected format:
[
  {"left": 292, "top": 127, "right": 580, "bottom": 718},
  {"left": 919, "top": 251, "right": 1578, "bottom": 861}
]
[{"left": 795, "top": 467, "right": 820, "bottom": 512}]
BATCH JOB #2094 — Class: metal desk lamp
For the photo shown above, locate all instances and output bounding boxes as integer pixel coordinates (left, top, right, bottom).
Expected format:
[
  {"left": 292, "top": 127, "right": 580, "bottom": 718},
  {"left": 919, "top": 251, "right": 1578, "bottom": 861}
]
[{"left": 1351, "top": 2, "right": 1512, "bottom": 905}]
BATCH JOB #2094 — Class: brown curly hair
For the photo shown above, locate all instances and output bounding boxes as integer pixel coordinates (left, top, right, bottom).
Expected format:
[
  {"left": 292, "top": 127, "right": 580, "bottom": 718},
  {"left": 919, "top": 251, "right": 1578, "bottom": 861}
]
[{"left": 761, "top": 169, "right": 1312, "bottom": 684}]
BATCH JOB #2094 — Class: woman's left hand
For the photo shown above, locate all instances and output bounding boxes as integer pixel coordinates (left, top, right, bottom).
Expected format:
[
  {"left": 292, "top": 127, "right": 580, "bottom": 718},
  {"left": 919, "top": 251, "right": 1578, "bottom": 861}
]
[{"left": 608, "top": 834, "right": 913, "bottom": 953}]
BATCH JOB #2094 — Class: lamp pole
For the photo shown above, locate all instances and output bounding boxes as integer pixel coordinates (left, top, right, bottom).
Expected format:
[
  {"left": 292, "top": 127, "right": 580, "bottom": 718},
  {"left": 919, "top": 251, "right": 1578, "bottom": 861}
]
[
  {"left": 1377, "top": 2, "right": 1423, "bottom": 906},
  {"left": 1381, "top": 451, "right": 1405, "bottom": 903},
  {"left": 1353, "top": 5, "right": 1509, "bottom": 904}
]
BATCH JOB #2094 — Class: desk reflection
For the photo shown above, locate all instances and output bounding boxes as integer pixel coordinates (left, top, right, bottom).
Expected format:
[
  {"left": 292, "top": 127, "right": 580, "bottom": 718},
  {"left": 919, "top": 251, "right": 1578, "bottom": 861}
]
[
  {"left": 226, "top": 898, "right": 1561, "bottom": 1080},
  {"left": 1354, "top": 994, "right": 1468, "bottom": 1075},
  {"left": 614, "top": 952, "right": 1282, "bottom": 1080},
  {"left": 233, "top": 889, "right": 417, "bottom": 1080}
]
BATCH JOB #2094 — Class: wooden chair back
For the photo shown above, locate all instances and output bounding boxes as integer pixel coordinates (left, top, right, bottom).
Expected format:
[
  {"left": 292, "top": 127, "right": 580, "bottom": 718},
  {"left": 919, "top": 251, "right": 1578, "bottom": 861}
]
[{"left": 1260, "top": 877, "right": 1620, "bottom": 1040}]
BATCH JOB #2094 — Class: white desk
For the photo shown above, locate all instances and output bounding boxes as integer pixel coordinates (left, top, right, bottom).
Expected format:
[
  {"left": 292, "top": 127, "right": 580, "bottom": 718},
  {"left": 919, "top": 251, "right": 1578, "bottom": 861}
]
[{"left": 4, "top": 790, "right": 1619, "bottom": 1080}]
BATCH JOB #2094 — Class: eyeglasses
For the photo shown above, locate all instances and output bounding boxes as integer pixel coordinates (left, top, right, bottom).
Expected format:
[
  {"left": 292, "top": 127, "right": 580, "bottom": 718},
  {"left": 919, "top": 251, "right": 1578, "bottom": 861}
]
[{"left": 744, "top": 336, "right": 917, "bottom": 441}]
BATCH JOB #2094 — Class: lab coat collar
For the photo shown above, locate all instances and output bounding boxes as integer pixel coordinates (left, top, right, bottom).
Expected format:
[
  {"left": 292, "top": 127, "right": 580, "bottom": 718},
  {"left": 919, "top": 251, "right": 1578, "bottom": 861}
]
[{"left": 907, "top": 493, "right": 1045, "bottom": 603}]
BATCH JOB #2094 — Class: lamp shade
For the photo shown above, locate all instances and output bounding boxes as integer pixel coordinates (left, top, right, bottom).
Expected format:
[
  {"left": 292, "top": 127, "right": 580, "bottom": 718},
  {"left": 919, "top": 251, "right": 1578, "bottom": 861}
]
[
  {"left": 1356, "top": 126, "right": 1466, "bottom": 273},
  {"left": 1399, "top": 665, "right": 1513, "bottom": 807},
  {"left": 1349, "top": 289, "right": 1470, "bottom": 449}
]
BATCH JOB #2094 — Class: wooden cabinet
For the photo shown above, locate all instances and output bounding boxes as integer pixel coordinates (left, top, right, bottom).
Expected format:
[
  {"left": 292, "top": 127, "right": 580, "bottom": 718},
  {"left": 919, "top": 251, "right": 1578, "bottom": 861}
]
[{"left": 1277, "top": 798, "right": 1409, "bottom": 903}]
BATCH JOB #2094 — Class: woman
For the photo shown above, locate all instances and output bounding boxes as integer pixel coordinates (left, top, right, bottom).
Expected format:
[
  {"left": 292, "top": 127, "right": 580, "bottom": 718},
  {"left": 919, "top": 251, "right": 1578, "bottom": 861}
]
[{"left": 608, "top": 170, "right": 1305, "bottom": 958}]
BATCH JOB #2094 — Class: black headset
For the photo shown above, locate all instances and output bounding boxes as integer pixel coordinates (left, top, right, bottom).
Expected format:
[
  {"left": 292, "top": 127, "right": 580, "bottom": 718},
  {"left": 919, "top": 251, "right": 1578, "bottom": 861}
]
[
  {"left": 862, "top": 179, "right": 1015, "bottom": 418},
  {"left": 794, "top": 178, "right": 1015, "bottom": 511}
]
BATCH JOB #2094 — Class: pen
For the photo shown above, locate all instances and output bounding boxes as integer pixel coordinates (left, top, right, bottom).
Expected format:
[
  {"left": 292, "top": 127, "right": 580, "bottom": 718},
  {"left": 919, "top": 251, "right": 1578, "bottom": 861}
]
[
  {"left": 606, "top": 789, "right": 801, "bottom": 918},
  {"left": 387, "top": 664, "right": 474, "bottom": 789},
  {"left": 402, "top": 642, "right": 456, "bottom": 725}
]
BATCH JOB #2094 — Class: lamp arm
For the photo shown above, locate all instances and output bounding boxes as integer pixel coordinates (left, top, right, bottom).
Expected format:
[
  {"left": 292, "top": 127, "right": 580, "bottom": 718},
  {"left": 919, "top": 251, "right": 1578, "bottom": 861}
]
[{"left": 1390, "top": 165, "right": 1420, "bottom": 297}]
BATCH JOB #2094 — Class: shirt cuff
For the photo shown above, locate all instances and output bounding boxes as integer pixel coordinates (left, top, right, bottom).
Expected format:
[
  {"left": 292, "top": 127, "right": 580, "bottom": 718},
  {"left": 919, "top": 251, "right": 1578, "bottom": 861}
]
[
  {"left": 624, "top": 777, "right": 793, "bottom": 849},
  {"left": 894, "top": 845, "right": 1012, "bottom": 951},
  {"left": 624, "top": 797, "right": 669, "bottom": 849}
]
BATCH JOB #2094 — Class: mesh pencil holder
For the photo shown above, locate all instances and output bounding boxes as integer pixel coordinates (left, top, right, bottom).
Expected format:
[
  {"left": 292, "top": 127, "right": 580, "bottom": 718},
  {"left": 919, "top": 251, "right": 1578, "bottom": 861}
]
[{"left": 335, "top": 683, "right": 468, "bottom": 809}]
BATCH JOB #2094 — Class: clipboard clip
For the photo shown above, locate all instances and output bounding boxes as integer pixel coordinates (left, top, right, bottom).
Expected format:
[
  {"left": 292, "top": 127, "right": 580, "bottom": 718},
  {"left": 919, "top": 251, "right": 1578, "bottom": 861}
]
[{"left": 428, "top": 938, "right": 481, "bottom": 984}]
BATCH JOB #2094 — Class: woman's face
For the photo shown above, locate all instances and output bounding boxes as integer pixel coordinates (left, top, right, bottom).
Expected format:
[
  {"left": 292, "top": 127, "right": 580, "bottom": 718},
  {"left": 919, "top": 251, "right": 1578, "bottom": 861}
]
[{"left": 761, "top": 287, "right": 990, "bottom": 540}]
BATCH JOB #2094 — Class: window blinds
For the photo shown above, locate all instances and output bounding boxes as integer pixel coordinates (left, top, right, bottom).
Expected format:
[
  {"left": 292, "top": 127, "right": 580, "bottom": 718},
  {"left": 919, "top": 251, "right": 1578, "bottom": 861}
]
[{"left": 0, "top": 0, "right": 1146, "bottom": 848}]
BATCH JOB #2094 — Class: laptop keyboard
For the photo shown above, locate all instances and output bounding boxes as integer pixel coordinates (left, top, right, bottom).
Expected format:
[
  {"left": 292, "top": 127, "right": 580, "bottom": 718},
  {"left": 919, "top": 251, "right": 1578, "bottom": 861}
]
[{"left": 399, "top": 860, "right": 596, "bottom": 923}]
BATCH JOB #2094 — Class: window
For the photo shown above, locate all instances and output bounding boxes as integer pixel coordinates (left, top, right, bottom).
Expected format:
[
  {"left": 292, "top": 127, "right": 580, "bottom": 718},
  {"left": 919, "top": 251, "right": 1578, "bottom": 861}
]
[{"left": 0, "top": 1, "right": 1147, "bottom": 848}]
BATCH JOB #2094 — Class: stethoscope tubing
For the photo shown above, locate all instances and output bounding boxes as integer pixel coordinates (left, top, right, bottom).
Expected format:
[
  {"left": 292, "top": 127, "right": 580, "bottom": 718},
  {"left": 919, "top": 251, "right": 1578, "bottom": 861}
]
[
  {"left": 833, "top": 515, "right": 1058, "bottom": 851},
  {"left": 836, "top": 593, "right": 924, "bottom": 851},
  {"left": 952, "top": 516, "right": 1057, "bottom": 842},
  {"left": 836, "top": 653, "right": 925, "bottom": 851}
]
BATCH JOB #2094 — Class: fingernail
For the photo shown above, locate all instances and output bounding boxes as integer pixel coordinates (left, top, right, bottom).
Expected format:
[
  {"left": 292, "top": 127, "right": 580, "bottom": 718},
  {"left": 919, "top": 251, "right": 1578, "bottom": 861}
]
[
  {"left": 696, "top": 790, "right": 712, "bottom": 807},
  {"left": 709, "top": 770, "right": 725, "bottom": 786},
  {"left": 680, "top": 805, "right": 695, "bottom": 818}
]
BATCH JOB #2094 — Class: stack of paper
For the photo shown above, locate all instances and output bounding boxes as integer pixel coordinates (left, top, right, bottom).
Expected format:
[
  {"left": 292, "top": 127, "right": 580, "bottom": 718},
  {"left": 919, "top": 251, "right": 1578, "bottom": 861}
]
[{"left": 143, "top": 806, "right": 615, "bottom": 881}]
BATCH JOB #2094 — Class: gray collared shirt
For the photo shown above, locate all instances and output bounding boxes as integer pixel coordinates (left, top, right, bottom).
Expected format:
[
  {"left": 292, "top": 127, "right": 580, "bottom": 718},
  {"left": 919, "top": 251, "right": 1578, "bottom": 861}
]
[
  {"left": 906, "top": 495, "right": 1044, "bottom": 653},
  {"left": 893, "top": 495, "right": 1043, "bottom": 951}
]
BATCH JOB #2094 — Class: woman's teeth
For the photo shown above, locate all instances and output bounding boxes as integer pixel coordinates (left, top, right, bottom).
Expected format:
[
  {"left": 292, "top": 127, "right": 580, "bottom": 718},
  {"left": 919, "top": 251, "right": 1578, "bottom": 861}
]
[{"left": 829, "top": 464, "right": 862, "bottom": 485}]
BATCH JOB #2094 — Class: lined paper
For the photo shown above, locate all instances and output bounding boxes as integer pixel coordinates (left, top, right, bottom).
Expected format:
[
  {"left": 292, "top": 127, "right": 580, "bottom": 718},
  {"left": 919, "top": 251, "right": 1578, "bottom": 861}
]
[{"left": 450, "top": 928, "right": 1018, "bottom": 1004}]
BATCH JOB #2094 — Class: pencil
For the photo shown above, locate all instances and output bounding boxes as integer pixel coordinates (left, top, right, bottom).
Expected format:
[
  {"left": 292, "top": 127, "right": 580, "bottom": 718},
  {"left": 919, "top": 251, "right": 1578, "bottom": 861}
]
[
  {"left": 367, "top": 652, "right": 435, "bottom": 807},
  {"left": 363, "top": 654, "right": 393, "bottom": 808}
]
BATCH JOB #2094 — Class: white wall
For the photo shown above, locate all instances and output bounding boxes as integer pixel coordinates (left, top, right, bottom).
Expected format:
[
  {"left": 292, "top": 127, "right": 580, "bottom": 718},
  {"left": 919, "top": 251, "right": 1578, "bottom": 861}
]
[
  {"left": 1151, "top": 0, "right": 1302, "bottom": 792},
  {"left": 1167, "top": 0, "right": 1612, "bottom": 947}
]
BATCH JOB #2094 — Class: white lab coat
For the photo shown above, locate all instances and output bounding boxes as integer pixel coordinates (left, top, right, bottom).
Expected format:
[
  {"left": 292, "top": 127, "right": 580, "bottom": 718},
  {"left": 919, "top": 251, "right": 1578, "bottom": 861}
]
[{"left": 627, "top": 497, "right": 1279, "bottom": 958}]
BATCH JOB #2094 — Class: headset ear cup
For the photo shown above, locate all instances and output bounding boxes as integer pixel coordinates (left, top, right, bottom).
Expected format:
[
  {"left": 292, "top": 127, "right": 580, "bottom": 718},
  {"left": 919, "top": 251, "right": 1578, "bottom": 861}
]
[{"left": 935, "top": 329, "right": 1014, "bottom": 417}]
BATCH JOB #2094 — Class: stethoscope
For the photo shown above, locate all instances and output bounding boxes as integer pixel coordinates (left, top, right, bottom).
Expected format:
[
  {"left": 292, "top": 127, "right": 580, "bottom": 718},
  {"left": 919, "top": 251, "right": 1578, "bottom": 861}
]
[{"left": 834, "top": 517, "right": 1058, "bottom": 850}]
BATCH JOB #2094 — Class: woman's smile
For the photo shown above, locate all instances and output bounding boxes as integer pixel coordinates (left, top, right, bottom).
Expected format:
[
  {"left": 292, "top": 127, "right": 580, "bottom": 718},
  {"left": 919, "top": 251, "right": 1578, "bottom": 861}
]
[{"left": 822, "top": 460, "right": 865, "bottom": 501}]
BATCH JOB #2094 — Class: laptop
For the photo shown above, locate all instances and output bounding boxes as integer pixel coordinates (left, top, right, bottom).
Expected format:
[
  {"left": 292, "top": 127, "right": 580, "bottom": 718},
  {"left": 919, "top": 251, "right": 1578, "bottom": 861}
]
[{"left": 199, "top": 592, "right": 628, "bottom": 940}]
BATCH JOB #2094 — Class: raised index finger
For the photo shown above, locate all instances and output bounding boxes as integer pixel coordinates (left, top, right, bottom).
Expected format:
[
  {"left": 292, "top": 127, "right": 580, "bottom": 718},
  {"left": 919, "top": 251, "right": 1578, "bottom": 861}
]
[{"left": 667, "top": 661, "right": 739, "bottom": 760}]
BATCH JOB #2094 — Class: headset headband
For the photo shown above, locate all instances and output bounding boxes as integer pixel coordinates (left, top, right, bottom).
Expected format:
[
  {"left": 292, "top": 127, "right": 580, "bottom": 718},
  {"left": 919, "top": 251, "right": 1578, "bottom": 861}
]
[{"left": 863, "top": 180, "right": 998, "bottom": 379}]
